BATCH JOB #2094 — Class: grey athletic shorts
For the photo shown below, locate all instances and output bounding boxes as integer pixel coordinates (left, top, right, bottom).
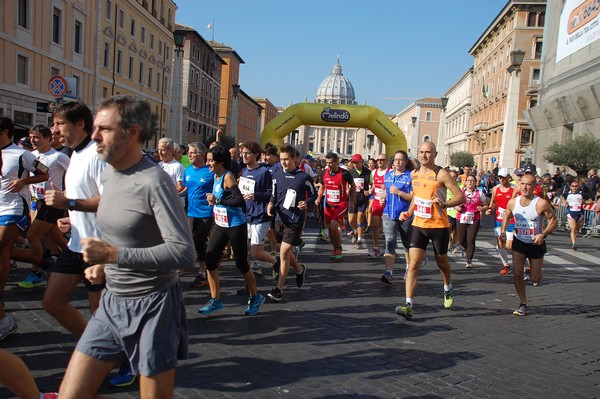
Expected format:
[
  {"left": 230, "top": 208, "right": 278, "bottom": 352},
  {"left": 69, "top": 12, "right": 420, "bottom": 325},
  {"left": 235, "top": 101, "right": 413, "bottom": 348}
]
[{"left": 76, "top": 280, "right": 188, "bottom": 376}]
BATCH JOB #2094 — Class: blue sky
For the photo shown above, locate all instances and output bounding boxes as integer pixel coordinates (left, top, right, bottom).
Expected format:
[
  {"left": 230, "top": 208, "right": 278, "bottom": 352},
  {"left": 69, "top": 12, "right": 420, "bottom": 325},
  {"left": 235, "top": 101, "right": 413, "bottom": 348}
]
[{"left": 175, "top": 0, "right": 508, "bottom": 115}]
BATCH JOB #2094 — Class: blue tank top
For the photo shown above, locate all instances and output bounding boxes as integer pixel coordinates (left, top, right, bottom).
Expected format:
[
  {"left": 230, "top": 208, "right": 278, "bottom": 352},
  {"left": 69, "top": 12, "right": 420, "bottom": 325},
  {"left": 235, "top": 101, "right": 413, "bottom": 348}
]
[{"left": 213, "top": 172, "right": 246, "bottom": 228}]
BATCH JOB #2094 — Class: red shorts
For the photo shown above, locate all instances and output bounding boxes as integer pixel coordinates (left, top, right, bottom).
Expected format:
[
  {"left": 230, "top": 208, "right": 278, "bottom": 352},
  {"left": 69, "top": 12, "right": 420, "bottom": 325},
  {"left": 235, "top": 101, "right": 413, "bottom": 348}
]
[
  {"left": 370, "top": 199, "right": 384, "bottom": 217},
  {"left": 325, "top": 203, "right": 347, "bottom": 225}
]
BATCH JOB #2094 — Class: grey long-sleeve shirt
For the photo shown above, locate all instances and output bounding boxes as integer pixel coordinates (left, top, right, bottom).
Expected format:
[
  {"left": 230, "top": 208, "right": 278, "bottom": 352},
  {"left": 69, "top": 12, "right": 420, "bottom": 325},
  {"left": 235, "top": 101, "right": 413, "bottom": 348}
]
[{"left": 97, "top": 157, "right": 194, "bottom": 297}]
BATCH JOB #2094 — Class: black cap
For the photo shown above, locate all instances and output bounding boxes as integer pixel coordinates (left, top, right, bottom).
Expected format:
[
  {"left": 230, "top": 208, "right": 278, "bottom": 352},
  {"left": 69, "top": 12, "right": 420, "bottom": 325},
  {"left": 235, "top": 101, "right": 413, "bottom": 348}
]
[{"left": 523, "top": 163, "right": 537, "bottom": 174}]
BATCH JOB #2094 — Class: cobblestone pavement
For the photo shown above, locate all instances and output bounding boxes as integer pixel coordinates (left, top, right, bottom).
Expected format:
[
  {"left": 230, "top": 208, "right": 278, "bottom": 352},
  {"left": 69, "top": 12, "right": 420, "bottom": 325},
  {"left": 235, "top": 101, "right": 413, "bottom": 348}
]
[{"left": 1, "top": 217, "right": 599, "bottom": 398}]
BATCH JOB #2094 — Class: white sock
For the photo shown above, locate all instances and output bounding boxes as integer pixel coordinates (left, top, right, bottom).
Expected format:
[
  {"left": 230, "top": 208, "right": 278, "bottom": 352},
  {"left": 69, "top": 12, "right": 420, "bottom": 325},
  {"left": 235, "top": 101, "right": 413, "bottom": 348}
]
[
  {"left": 406, "top": 298, "right": 413, "bottom": 306},
  {"left": 497, "top": 246, "right": 509, "bottom": 267},
  {"left": 444, "top": 284, "right": 453, "bottom": 292}
]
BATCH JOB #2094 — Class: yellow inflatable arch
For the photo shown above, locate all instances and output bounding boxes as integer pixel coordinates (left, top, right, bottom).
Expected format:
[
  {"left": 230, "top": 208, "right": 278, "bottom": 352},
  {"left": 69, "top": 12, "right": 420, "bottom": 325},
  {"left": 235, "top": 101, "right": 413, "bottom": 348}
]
[{"left": 260, "top": 102, "right": 407, "bottom": 158}]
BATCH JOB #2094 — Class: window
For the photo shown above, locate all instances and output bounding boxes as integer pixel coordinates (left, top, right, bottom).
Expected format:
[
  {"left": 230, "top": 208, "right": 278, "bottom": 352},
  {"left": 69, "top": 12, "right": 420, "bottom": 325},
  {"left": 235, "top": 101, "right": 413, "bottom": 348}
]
[
  {"left": 52, "top": 8, "right": 62, "bottom": 44},
  {"left": 103, "top": 42, "right": 110, "bottom": 67},
  {"left": 529, "top": 99, "right": 538, "bottom": 108},
  {"left": 51, "top": 67, "right": 60, "bottom": 76},
  {"left": 18, "top": 0, "right": 28, "bottom": 28},
  {"left": 116, "top": 49, "right": 122, "bottom": 73},
  {"left": 539, "top": 12, "right": 545, "bottom": 27},
  {"left": 158, "top": 40, "right": 163, "bottom": 55},
  {"left": 74, "top": 20, "right": 82, "bottom": 54},
  {"left": 141, "top": 27, "right": 146, "bottom": 44},
  {"left": 532, "top": 68, "right": 541, "bottom": 84},
  {"left": 17, "top": 55, "right": 29, "bottom": 85},
  {"left": 128, "top": 56, "right": 134, "bottom": 79},
  {"left": 426, "top": 111, "right": 432, "bottom": 122},
  {"left": 106, "top": 0, "right": 112, "bottom": 20},
  {"left": 521, "top": 129, "right": 534, "bottom": 145},
  {"left": 72, "top": 75, "right": 80, "bottom": 97},
  {"left": 139, "top": 63, "right": 144, "bottom": 84},
  {"left": 527, "top": 12, "right": 537, "bottom": 27},
  {"left": 148, "top": 67, "right": 153, "bottom": 88},
  {"left": 102, "top": 87, "right": 108, "bottom": 98},
  {"left": 534, "top": 42, "right": 543, "bottom": 59},
  {"left": 130, "top": 19, "right": 136, "bottom": 37},
  {"left": 150, "top": 33, "right": 154, "bottom": 49},
  {"left": 157, "top": 71, "right": 161, "bottom": 91},
  {"left": 118, "top": 9, "right": 124, "bottom": 30}
]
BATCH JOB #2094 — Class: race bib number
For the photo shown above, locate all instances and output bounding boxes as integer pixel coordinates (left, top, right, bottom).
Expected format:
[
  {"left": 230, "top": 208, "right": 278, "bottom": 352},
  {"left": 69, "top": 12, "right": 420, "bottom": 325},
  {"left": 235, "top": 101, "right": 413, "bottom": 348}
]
[
  {"left": 414, "top": 197, "right": 433, "bottom": 219},
  {"left": 515, "top": 219, "right": 537, "bottom": 240},
  {"left": 326, "top": 189, "right": 340, "bottom": 203},
  {"left": 374, "top": 187, "right": 384, "bottom": 200},
  {"left": 354, "top": 178, "right": 365, "bottom": 192},
  {"left": 459, "top": 212, "right": 475, "bottom": 224},
  {"left": 213, "top": 207, "right": 229, "bottom": 228},
  {"left": 238, "top": 177, "right": 255, "bottom": 196},
  {"left": 496, "top": 207, "right": 506, "bottom": 221},
  {"left": 568, "top": 202, "right": 581, "bottom": 212},
  {"left": 33, "top": 182, "right": 46, "bottom": 198},
  {"left": 283, "top": 189, "right": 297, "bottom": 210}
]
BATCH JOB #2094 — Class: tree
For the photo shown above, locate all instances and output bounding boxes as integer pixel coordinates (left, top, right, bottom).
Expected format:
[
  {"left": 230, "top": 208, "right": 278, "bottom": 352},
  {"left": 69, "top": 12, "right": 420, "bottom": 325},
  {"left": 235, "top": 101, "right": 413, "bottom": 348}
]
[
  {"left": 544, "top": 134, "right": 600, "bottom": 177},
  {"left": 449, "top": 151, "right": 475, "bottom": 168}
]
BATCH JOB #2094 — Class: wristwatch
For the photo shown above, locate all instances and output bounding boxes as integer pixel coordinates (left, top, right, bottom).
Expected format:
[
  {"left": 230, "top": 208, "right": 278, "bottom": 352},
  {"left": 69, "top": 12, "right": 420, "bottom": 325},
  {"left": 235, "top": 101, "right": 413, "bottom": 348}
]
[{"left": 67, "top": 199, "right": 77, "bottom": 211}]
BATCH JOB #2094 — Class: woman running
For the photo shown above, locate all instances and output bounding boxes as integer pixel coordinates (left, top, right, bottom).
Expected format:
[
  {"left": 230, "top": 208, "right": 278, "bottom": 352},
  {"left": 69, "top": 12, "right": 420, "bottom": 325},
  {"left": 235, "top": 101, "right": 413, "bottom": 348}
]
[
  {"left": 456, "top": 175, "right": 489, "bottom": 268},
  {"left": 562, "top": 179, "right": 584, "bottom": 250}
]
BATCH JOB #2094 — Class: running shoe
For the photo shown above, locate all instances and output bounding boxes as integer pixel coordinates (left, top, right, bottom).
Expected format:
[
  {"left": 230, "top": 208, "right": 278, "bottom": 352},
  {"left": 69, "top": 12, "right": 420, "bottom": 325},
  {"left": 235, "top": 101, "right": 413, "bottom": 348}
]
[
  {"left": 0, "top": 316, "right": 17, "bottom": 341},
  {"left": 451, "top": 246, "right": 460, "bottom": 254},
  {"left": 296, "top": 264, "right": 306, "bottom": 288},
  {"left": 572, "top": 243, "right": 577, "bottom": 251},
  {"left": 513, "top": 303, "right": 530, "bottom": 316},
  {"left": 381, "top": 270, "right": 393, "bottom": 285},
  {"left": 351, "top": 235, "right": 358, "bottom": 244},
  {"left": 268, "top": 287, "right": 283, "bottom": 302},
  {"left": 443, "top": 288, "right": 454, "bottom": 309},
  {"left": 251, "top": 260, "right": 262, "bottom": 276},
  {"left": 109, "top": 362, "right": 136, "bottom": 387},
  {"left": 532, "top": 281, "right": 540, "bottom": 287},
  {"left": 198, "top": 298, "right": 224, "bottom": 315},
  {"left": 333, "top": 248, "right": 343, "bottom": 261},
  {"left": 524, "top": 268, "right": 531, "bottom": 281},
  {"left": 17, "top": 271, "right": 47, "bottom": 289},
  {"left": 395, "top": 303, "right": 413, "bottom": 320},
  {"left": 465, "top": 261, "right": 472, "bottom": 269},
  {"left": 356, "top": 240, "right": 363, "bottom": 249},
  {"left": 245, "top": 293, "right": 265, "bottom": 316},
  {"left": 499, "top": 266, "right": 511, "bottom": 275},
  {"left": 190, "top": 273, "right": 209, "bottom": 288},
  {"left": 9, "top": 259, "right": 17, "bottom": 270},
  {"left": 368, "top": 247, "right": 381, "bottom": 257}
]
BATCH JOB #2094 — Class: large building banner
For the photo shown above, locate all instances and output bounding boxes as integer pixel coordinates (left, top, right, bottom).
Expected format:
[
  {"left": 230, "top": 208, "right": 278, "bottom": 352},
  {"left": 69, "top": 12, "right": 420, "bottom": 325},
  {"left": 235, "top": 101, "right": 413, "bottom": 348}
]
[{"left": 557, "top": 0, "right": 600, "bottom": 62}]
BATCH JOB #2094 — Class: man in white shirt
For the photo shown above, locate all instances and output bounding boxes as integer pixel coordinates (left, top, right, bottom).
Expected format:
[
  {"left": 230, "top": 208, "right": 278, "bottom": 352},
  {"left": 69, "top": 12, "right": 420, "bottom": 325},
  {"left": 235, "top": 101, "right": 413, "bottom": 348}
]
[{"left": 158, "top": 137, "right": 185, "bottom": 207}]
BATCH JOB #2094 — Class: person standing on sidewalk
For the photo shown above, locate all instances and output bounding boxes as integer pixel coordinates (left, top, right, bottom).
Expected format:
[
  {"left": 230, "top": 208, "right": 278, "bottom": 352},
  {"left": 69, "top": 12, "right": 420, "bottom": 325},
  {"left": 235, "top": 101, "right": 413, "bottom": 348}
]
[
  {"left": 395, "top": 142, "right": 465, "bottom": 320},
  {"left": 58, "top": 95, "right": 194, "bottom": 399},
  {"left": 266, "top": 145, "right": 316, "bottom": 302},
  {"left": 486, "top": 168, "right": 516, "bottom": 274},
  {"left": 315, "top": 152, "right": 355, "bottom": 261},
  {"left": 379, "top": 150, "right": 414, "bottom": 284},
  {"left": 184, "top": 142, "right": 214, "bottom": 288},
  {"left": 500, "top": 173, "right": 557, "bottom": 316}
]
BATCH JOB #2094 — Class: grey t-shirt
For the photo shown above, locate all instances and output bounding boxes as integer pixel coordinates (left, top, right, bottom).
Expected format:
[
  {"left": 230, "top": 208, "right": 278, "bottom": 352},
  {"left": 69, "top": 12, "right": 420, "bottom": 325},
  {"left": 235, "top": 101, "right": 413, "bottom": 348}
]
[{"left": 97, "top": 157, "right": 194, "bottom": 297}]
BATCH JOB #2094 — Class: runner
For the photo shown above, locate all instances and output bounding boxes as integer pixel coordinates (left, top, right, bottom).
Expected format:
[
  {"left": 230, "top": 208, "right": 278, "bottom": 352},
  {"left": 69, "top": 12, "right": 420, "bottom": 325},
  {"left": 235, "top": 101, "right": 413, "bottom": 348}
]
[
  {"left": 315, "top": 152, "right": 356, "bottom": 261},
  {"left": 380, "top": 150, "right": 414, "bottom": 284},
  {"left": 562, "top": 179, "right": 584, "bottom": 251},
  {"left": 455, "top": 174, "right": 488, "bottom": 269},
  {"left": 446, "top": 169, "right": 461, "bottom": 254},
  {"left": 348, "top": 154, "right": 371, "bottom": 250},
  {"left": 500, "top": 173, "right": 557, "bottom": 315},
  {"left": 368, "top": 153, "right": 390, "bottom": 257},
  {"left": 486, "top": 168, "right": 516, "bottom": 274},
  {"left": 266, "top": 145, "right": 315, "bottom": 302},
  {"left": 394, "top": 142, "right": 465, "bottom": 320}
]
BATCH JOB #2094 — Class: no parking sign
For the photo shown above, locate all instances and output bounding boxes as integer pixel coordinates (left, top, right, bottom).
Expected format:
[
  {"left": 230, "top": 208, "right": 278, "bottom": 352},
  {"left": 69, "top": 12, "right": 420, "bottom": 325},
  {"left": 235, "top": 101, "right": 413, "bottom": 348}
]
[{"left": 48, "top": 75, "right": 67, "bottom": 99}]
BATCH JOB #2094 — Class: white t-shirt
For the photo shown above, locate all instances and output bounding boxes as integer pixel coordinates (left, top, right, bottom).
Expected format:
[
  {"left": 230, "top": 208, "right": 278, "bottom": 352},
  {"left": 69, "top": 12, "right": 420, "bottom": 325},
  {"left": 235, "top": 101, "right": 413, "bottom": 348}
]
[
  {"left": 159, "top": 159, "right": 185, "bottom": 206},
  {"left": 65, "top": 140, "right": 105, "bottom": 253},
  {"left": 0, "top": 144, "right": 37, "bottom": 216},
  {"left": 31, "top": 148, "right": 70, "bottom": 198}
]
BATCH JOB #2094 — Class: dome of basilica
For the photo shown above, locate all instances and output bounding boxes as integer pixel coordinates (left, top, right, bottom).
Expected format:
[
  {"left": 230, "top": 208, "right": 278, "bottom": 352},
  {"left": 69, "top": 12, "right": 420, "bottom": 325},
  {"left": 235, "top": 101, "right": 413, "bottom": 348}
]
[{"left": 315, "top": 58, "right": 356, "bottom": 105}]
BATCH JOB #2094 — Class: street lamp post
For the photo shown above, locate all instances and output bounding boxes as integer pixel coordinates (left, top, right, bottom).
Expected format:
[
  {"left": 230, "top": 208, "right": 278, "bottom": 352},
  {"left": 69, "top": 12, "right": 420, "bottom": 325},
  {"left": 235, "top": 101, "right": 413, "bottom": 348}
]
[
  {"left": 171, "top": 31, "right": 185, "bottom": 145},
  {"left": 436, "top": 96, "right": 449, "bottom": 166},
  {"left": 231, "top": 84, "right": 240, "bottom": 143},
  {"left": 499, "top": 49, "right": 525, "bottom": 169}
]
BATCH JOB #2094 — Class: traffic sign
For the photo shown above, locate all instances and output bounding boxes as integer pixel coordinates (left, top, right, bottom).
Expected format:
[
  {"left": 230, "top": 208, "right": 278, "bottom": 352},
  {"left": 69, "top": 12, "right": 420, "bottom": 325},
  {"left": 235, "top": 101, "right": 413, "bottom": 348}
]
[
  {"left": 48, "top": 75, "right": 68, "bottom": 98},
  {"left": 491, "top": 156, "right": 497, "bottom": 163}
]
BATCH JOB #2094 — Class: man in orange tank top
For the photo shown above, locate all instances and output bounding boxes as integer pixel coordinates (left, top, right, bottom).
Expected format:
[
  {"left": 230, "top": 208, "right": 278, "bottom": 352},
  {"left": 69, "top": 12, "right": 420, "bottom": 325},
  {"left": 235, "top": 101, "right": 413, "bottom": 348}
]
[{"left": 395, "top": 142, "right": 465, "bottom": 320}]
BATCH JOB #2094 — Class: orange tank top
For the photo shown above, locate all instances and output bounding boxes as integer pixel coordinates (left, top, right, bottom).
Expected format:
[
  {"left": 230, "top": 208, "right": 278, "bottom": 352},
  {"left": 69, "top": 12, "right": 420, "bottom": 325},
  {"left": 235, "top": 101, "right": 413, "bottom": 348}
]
[{"left": 411, "top": 166, "right": 450, "bottom": 229}]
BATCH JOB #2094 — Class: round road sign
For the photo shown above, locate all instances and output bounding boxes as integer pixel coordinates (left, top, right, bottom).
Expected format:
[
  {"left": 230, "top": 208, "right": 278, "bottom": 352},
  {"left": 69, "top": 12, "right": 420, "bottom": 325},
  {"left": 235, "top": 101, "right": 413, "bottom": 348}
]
[{"left": 48, "top": 75, "right": 68, "bottom": 98}]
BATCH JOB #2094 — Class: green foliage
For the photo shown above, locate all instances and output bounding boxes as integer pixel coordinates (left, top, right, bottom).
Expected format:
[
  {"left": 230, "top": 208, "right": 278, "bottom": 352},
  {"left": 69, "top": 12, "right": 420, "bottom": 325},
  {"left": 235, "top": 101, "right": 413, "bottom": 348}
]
[
  {"left": 544, "top": 134, "right": 600, "bottom": 177},
  {"left": 449, "top": 151, "right": 475, "bottom": 168}
]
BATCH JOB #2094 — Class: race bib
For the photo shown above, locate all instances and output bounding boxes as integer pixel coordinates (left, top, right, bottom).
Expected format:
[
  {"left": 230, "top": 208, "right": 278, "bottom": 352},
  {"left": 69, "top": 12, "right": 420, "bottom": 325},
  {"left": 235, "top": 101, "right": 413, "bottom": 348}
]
[
  {"left": 283, "top": 188, "right": 297, "bottom": 210},
  {"left": 515, "top": 219, "right": 537, "bottom": 240},
  {"left": 33, "top": 182, "right": 46, "bottom": 199},
  {"left": 496, "top": 207, "right": 506, "bottom": 221},
  {"left": 238, "top": 177, "right": 255, "bottom": 196},
  {"left": 213, "top": 207, "right": 229, "bottom": 228},
  {"left": 414, "top": 197, "right": 433, "bottom": 219},
  {"left": 354, "top": 178, "right": 365, "bottom": 192},
  {"left": 326, "top": 189, "right": 340, "bottom": 203},
  {"left": 374, "top": 187, "right": 384, "bottom": 200},
  {"left": 459, "top": 212, "right": 475, "bottom": 224},
  {"left": 568, "top": 202, "right": 581, "bottom": 212}
]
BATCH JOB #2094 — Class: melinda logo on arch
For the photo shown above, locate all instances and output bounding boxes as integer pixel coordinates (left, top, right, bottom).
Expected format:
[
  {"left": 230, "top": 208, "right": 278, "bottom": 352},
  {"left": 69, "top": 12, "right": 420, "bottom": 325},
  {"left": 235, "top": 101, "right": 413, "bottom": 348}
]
[{"left": 321, "top": 107, "right": 350, "bottom": 123}]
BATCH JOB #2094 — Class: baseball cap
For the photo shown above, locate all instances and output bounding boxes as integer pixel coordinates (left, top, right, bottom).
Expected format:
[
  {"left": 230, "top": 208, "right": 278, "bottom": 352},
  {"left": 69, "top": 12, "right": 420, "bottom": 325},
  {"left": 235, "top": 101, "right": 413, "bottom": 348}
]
[
  {"left": 514, "top": 168, "right": 524, "bottom": 176},
  {"left": 351, "top": 154, "right": 363, "bottom": 163},
  {"left": 19, "top": 136, "right": 33, "bottom": 150},
  {"left": 498, "top": 168, "right": 510, "bottom": 177},
  {"left": 523, "top": 163, "right": 537, "bottom": 174}
]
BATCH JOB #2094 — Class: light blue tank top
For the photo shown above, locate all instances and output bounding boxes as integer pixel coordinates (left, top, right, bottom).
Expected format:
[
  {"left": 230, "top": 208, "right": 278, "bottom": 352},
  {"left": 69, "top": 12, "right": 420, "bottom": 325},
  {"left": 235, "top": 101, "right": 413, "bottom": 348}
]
[{"left": 213, "top": 172, "right": 246, "bottom": 228}]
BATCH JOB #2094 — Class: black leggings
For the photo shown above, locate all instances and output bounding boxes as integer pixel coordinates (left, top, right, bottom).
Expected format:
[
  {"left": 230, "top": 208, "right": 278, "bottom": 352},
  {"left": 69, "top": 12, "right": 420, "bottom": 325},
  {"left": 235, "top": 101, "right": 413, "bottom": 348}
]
[
  {"left": 205, "top": 223, "right": 250, "bottom": 274},
  {"left": 188, "top": 217, "right": 213, "bottom": 262},
  {"left": 456, "top": 219, "right": 481, "bottom": 262}
]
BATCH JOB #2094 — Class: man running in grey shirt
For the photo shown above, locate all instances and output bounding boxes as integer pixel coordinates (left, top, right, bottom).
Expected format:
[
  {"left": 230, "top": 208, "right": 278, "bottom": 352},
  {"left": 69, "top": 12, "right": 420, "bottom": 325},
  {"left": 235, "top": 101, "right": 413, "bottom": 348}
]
[{"left": 58, "top": 96, "right": 194, "bottom": 399}]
